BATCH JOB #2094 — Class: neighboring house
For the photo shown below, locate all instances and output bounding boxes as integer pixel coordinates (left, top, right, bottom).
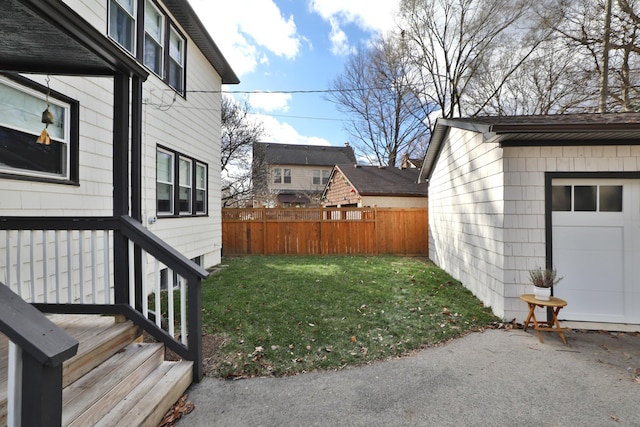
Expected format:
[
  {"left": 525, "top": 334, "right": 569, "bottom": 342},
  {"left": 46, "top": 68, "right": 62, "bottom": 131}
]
[
  {"left": 322, "top": 164, "right": 428, "bottom": 208},
  {"left": 419, "top": 113, "right": 640, "bottom": 325},
  {"left": 0, "top": 0, "right": 238, "bottom": 419},
  {"left": 252, "top": 142, "right": 356, "bottom": 207}
]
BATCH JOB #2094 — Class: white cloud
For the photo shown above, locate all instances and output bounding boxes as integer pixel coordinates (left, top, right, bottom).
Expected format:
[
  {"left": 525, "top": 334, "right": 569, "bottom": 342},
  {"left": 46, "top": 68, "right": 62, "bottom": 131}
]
[
  {"left": 328, "top": 18, "right": 354, "bottom": 56},
  {"left": 309, "top": 0, "right": 400, "bottom": 33},
  {"left": 248, "top": 92, "right": 292, "bottom": 113},
  {"left": 189, "top": 0, "right": 301, "bottom": 77},
  {"left": 254, "top": 114, "right": 331, "bottom": 146}
]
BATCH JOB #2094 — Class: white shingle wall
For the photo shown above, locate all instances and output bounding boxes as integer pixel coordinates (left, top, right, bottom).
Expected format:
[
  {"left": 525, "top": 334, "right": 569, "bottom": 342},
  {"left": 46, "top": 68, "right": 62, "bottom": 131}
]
[
  {"left": 1, "top": 1, "right": 224, "bottom": 269},
  {"left": 428, "top": 128, "right": 506, "bottom": 317},
  {"left": 429, "top": 127, "right": 640, "bottom": 322}
]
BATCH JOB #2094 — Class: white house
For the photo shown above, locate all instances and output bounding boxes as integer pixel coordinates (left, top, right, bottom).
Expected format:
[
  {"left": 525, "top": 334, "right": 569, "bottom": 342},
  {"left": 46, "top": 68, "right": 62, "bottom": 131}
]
[
  {"left": 0, "top": 0, "right": 238, "bottom": 421},
  {"left": 419, "top": 114, "right": 640, "bottom": 325}
]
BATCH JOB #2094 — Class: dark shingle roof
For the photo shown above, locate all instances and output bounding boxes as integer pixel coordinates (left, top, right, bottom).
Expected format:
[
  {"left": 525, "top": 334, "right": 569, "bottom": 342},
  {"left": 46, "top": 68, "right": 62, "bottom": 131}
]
[
  {"left": 420, "top": 113, "right": 640, "bottom": 184},
  {"left": 259, "top": 143, "right": 356, "bottom": 166},
  {"left": 336, "top": 165, "right": 428, "bottom": 197}
]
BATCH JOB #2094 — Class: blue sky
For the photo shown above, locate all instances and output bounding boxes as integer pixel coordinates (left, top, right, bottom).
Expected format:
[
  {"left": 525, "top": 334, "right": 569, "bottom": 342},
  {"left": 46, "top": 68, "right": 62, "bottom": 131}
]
[{"left": 190, "top": 0, "right": 401, "bottom": 148}]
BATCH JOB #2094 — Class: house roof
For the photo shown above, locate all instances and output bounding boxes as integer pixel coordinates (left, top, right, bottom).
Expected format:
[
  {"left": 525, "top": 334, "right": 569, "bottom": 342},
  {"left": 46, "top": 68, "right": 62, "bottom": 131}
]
[
  {"left": 328, "top": 165, "right": 428, "bottom": 197},
  {"left": 2, "top": 0, "right": 149, "bottom": 78},
  {"left": 419, "top": 113, "right": 640, "bottom": 183},
  {"left": 162, "top": 0, "right": 239, "bottom": 84},
  {"left": 257, "top": 143, "right": 357, "bottom": 166},
  {"left": 1, "top": 0, "right": 238, "bottom": 84}
]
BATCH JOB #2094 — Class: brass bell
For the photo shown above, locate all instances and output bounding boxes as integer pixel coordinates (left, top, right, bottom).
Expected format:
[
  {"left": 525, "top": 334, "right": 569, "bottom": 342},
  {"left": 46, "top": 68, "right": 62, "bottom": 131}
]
[
  {"left": 41, "top": 107, "right": 54, "bottom": 125},
  {"left": 36, "top": 129, "right": 51, "bottom": 145}
]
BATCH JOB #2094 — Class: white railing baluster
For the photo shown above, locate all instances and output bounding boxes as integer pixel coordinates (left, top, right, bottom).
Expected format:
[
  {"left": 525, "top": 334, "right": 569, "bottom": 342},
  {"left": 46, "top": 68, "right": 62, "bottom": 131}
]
[
  {"left": 42, "top": 230, "right": 48, "bottom": 304},
  {"left": 104, "top": 231, "right": 110, "bottom": 304},
  {"left": 5, "top": 231, "right": 11, "bottom": 290},
  {"left": 67, "top": 231, "right": 72, "bottom": 304},
  {"left": 16, "top": 230, "right": 22, "bottom": 298},
  {"left": 7, "top": 341, "right": 23, "bottom": 427},
  {"left": 154, "top": 259, "right": 161, "bottom": 328},
  {"left": 91, "top": 230, "right": 97, "bottom": 304},
  {"left": 55, "top": 231, "right": 61, "bottom": 303},
  {"left": 168, "top": 270, "right": 175, "bottom": 337},
  {"left": 180, "top": 276, "right": 187, "bottom": 345},
  {"left": 29, "top": 231, "right": 35, "bottom": 302},
  {"left": 128, "top": 240, "right": 135, "bottom": 308},
  {"left": 141, "top": 249, "right": 148, "bottom": 317},
  {"left": 78, "top": 231, "right": 84, "bottom": 304}
]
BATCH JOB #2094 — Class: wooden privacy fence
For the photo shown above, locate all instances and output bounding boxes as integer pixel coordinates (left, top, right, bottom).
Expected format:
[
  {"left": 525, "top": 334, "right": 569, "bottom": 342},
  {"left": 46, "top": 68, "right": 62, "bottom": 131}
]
[{"left": 222, "top": 207, "right": 428, "bottom": 256}]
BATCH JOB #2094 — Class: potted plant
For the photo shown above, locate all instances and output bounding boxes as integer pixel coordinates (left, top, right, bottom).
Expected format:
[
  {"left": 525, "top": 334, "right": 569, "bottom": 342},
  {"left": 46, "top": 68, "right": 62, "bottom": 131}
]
[{"left": 529, "top": 267, "right": 562, "bottom": 301}]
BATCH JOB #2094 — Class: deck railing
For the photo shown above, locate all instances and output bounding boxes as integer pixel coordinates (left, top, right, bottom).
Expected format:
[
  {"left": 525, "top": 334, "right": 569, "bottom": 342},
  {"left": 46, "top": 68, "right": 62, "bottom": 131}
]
[{"left": 0, "top": 216, "right": 207, "bottom": 381}]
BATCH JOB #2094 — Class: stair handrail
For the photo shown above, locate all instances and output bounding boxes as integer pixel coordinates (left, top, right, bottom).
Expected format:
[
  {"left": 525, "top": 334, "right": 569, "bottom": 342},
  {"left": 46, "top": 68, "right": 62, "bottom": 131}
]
[{"left": 0, "top": 281, "right": 79, "bottom": 427}]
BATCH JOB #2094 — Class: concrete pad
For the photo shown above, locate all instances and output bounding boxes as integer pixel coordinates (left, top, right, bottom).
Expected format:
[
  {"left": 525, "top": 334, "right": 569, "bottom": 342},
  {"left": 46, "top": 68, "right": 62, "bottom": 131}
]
[{"left": 177, "top": 328, "right": 640, "bottom": 427}]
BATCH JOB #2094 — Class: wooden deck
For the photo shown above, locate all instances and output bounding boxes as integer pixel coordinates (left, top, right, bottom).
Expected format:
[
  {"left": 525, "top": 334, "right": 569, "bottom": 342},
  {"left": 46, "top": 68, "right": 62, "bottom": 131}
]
[{"left": 0, "top": 314, "right": 192, "bottom": 426}]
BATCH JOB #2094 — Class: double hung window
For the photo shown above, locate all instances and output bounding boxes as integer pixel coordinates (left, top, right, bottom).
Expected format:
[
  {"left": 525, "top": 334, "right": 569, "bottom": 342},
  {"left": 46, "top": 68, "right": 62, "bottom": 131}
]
[
  {"left": 108, "top": 0, "right": 137, "bottom": 54},
  {"left": 157, "top": 147, "right": 207, "bottom": 216},
  {"left": 143, "top": 0, "right": 164, "bottom": 76},
  {"left": 0, "top": 75, "right": 77, "bottom": 183}
]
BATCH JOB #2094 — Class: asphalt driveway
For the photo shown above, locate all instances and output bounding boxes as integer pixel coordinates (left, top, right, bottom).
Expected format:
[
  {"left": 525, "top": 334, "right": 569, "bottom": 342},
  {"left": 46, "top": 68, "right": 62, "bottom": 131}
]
[{"left": 176, "top": 328, "right": 640, "bottom": 427}]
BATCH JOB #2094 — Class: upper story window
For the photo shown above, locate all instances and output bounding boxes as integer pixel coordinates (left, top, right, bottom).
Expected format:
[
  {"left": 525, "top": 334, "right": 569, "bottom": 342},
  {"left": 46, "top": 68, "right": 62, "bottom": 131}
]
[
  {"left": 109, "top": 0, "right": 187, "bottom": 95},
  {"left": 0, "top": 75, "right": 78, "bottom": 183},
  {"left": 143, "top": 0, "right": 164, "bottom": 76},
  {"left": 157, "top": 146, "right": 207, "bottom": 217},
  {"left": 313, "top": 169, "right": 330, "bottom": 185},
  {"left": 168, "top": 26, "right": 186, "bottom": 93},
  {"left": 109, "top": 0, "right": 137, "bottom": 54},
  {"left": 273, "top": 168, "right": 282, "bottom": 183},
  {"left": 283, "top": 168, "right": 291, "bottom": 184}
]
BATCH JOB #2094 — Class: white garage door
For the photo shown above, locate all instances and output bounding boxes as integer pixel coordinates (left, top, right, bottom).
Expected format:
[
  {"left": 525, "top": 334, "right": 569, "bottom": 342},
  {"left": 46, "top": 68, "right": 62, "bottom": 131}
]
[{"left": 552, "top": 179, "right": 640, "bottom": 324}]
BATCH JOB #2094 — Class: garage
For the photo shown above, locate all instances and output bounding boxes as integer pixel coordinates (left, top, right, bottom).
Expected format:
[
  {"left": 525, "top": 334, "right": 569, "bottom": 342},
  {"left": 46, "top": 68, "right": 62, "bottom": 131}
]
[{"left": 552, "top": 178, "right": 640, "bottom": 323}]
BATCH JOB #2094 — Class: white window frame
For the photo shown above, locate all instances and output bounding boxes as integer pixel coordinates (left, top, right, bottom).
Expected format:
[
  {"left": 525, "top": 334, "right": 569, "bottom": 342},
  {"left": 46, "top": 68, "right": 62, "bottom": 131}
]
[
  {"left": 322, "top": 169, "right": 330, "bottom": 185},
  {"left": 168, "top": 25, "right": 186, "bottom": 94},
  {"left": 108, "top": 0, "right": 137, "bottom": 54},
  {"left": 0, "top": 76, "right": 72, "bottom": 181},
  {"left": 156, "top": 148, "right": 175, "bottom": 215},
  {"left": 273, "top": 168, "right": 282, "bottom": 184},
  {"left": 195, "top": 162, "right": 207, "bottom": 214},
  {"left": 312, "top": 169, "right": 320, "bottom": 185},
  {"left": 178, "top": 156, "right": 192, "bottom": 214},
  {"left": 143, "top": 0, "right": 165, "bottom": 76},
  {"left": 283, "top": 168, "right": 291, "bottom": 184}
]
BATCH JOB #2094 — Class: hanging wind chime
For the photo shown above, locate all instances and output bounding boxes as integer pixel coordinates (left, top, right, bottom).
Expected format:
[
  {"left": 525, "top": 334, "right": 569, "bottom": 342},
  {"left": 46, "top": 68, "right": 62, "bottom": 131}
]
[{"left": 36, "top": 75, "right": 54, "bottom": 145}]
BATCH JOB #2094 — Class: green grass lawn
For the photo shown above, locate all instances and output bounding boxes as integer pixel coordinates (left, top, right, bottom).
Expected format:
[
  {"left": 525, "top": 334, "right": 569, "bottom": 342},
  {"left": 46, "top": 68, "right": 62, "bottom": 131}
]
[{"left": 200, "top": 256, "right": 499, "bottom": 378}]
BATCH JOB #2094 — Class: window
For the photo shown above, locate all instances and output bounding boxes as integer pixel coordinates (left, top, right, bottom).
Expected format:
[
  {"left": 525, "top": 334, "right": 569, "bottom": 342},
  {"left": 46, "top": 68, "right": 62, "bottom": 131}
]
[
  {"left": 283, "top": 168, "right": 291, "bottom": 184},
  {"left": 195, "top": 162, "right": 207, "bottom": 214},
  {"left": 143, "top": 0, "right": 164, "bottom": 76},
  {"left": 156, "top": 149, "right": 174, "bottom": 214},
  {"left": 273, "top": 168, "right": 282, "bottom": 183},
  {"left": 168, "top": 26, "right": 186, "bottom": 94},
  {"left": 109, "top": 0, "right": 137, "bottom": 53},
  {"left": 157, "top": 146, "right": 207, "bottom": 216},
  {"left": 178, "top": 156, "right": 192, "bottom": 214},
  {"left": 313, "top": 169, "right": 330, "bottom": 185},
  {"left": 322, "top": 170, "right": 330, "bottom": 185},
  {"left": 552, "top": 184, "right": 623, "bottom": 212},
  {"left": 0, "top": 75, "right": 77, "bottom": 183}
]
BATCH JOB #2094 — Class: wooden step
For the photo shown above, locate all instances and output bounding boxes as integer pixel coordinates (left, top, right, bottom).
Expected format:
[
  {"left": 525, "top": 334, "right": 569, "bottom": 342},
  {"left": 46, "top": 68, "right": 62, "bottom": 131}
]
[{"left": 0, "top": 314, "right": 192, "bottom": 426}]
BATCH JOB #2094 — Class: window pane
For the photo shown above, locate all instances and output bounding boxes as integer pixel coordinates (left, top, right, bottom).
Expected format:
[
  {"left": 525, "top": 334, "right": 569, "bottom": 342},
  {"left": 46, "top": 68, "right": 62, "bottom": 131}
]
[
  {"left": 109, "top": 0, "right": 136, "bottom": 53},
  {"left": 179, "top": 158, "right": 191, "bottom": 186},
  {"left": 312, "top": 170, "right": 320, "bottom": 185},
  {"left": 273, "top": 168, "right": 281, "bottom": 183},
  {"left": 168, "top": 28, "right": 185, "bottom": 92},
  {"left": 322, "top": 170, "right": 330, "bottom": 185},
  {"left": 144, "top": 1, "right": 163, "bottom": 40},
  {"left": 157, "top": 183, "right": 173, "bottom": 213},
  {"left": 196, "top": 189, "right": 205, "bottom": 213},
  {"left": 600, "top": 185, "right": 623, "bottom": 212},
  {"left": 179, "top": 158, "right": 192, "bottom": 213},
  {"left": 0, "top": 79, "right": 70, "bottom": 179},
  {"left": 196, "top": 164, "right": 206, "bottom": 189},
  {"left": 551, "top": 186, "right": 571, "bottom": 211},
  {"left": 574, "top": 185, "right": 597, "bottom": 211},
  {"left": 144, "top": 1, "right": 164, "bottom": 75},
  {"left": 179, "top": 187, "right": 191, "bottom": 212},
  {"left": 156, "top": 151, "right": 172, "bottom": 182},
  {"left": 284, "top": 168, "right": 291, "bottom": 184}
]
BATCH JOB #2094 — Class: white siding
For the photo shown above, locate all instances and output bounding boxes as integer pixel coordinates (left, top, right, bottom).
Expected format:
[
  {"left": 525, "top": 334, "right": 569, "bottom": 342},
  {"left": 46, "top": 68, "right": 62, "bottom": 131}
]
[
  {"left": 428, "top": 128, "right": 506, "bottom": 317},
  {"left": 361, "top": 196, "right": 428, "bottom": 208},
  {"left": 429, "top": 125, "right": 640, "bottom": 322},
  {"left": 1, "top": 1, "right": 224, "bottom": 268}
]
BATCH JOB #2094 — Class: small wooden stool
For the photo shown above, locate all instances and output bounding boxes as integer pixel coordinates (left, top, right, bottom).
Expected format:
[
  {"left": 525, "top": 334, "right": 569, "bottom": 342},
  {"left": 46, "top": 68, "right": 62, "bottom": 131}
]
[{"left": 520, "top": 294, "right": 569, "bottom": 344}]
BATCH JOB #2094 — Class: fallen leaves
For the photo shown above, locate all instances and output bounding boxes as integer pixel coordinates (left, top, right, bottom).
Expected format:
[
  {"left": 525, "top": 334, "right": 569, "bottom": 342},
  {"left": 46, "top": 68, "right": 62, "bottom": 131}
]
[{"left": 158, "top": 394, "right": 194, "bottom": 427}]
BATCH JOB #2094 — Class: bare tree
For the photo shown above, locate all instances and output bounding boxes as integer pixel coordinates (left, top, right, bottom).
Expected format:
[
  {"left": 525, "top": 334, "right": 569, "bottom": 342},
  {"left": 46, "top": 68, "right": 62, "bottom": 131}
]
[
  {"left": 327, "top": 33, "right": 432, "bottom": 167},
  {"left": 221, "top": 96, "right": 265, "bottom": 207},
  {"left": 399, "top": 0, "right": 556, "bottom": 119}
]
